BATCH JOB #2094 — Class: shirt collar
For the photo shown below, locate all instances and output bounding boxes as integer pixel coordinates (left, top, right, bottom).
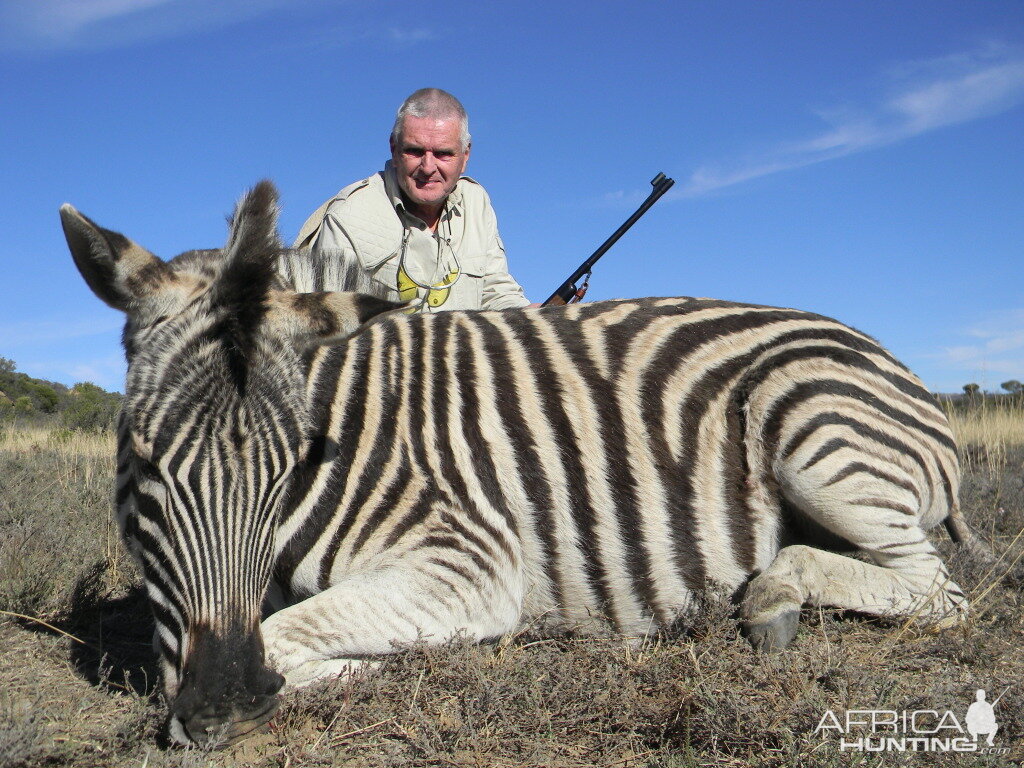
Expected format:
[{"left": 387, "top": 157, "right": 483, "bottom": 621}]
[{"left": 384, "top": 160, "right": 463, "bottom": 224}]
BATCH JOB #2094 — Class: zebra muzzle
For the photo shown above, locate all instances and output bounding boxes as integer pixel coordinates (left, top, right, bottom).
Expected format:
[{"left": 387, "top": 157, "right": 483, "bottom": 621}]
[
  {"left": 169, "top": 624, "right": 285, "bottom": 747},
  {"left": 173, "top": 692, "right": 281, "bottom": 747}
]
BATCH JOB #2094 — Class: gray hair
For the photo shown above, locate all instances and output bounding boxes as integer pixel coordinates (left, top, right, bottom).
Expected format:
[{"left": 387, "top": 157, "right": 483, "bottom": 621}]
[{"left": 390, "top": 88, "right": 471, "bottom": 152}]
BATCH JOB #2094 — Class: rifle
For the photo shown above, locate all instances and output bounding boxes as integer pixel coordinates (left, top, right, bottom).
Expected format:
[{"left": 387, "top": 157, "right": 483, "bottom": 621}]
[{"left": 541, "top": 172, "right": 675, "bottom": 306}]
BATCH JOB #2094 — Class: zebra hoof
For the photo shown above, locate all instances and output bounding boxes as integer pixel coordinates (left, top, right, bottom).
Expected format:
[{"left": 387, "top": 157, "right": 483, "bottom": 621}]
[{"left": 741, "top": 609, "right": 800, "bottom": 652}]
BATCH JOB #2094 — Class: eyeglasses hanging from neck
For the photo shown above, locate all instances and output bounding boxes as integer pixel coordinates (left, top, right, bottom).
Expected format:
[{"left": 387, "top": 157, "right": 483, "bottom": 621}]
[{"left": 396, "top": 218, "right": 462, "bottom": 309}]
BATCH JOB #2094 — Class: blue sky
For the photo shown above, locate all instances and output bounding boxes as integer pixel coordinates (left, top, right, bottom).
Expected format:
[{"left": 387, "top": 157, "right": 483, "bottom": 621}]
[{"left": 1, "top": 0, "right": 1021, "bottom": 394}]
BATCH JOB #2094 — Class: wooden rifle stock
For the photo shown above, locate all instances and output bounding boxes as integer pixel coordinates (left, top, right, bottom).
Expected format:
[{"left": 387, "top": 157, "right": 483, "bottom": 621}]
[{"left": 541, "top": 172, "right": 674, "bottom": 306}]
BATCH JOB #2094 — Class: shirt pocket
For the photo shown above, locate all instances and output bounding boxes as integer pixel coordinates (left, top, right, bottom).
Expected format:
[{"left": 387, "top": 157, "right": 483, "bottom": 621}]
[
  {"left": 460, "top": 251, "right": 486, "bottom": 275},
  {"left": 454, "top": 254, "right": 485, "bottom": 309}
]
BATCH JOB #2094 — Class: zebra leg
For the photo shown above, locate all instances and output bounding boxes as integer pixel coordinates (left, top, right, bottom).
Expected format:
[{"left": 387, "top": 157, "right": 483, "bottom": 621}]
[
  {"left": 741, "top": 544, "right": 965, "bottom": 649},
  {"left": 261, "top": 555, "right": 523, "bottom": 688},
  {"left": 740, "top": 458, "right": 967, "bottom": 650}
]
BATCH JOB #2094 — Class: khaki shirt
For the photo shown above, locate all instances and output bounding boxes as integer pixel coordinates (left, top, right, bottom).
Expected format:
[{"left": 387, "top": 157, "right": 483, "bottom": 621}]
[{"left": 293, "top": 162, "right": 529, "bottom": 311}]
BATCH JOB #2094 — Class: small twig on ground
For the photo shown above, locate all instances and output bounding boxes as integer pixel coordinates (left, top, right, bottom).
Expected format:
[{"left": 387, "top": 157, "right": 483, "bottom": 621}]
[
  {"left": 409, "top": 668, "right": 426, "bottom": 713},
  {"left": 328, "top": 716, "right": 396, "bottom": 746},
  {"left": 0, "top": 609, "right": 97, "bottom": 651},
  {"left": 309, "top": 706, "right": 346, "bottom": 752},
  {"left": 970, "top": 525, "right": 1024, "bottom": 616}
]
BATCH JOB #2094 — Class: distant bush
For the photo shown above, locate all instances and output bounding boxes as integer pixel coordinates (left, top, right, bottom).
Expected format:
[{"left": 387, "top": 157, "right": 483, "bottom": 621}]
[
  {"left": 0, "top": 358, "right": 119, "bottom": 430},
  {"left": 61, "top": 383, "right": 120, "bottom": 432},
  {"left": 27, "top": 382, "right": 59, "bottom": 414}
]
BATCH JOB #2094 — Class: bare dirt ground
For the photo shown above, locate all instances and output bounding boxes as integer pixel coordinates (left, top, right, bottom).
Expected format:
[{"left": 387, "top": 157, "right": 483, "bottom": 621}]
[{"left": 1, "top": 428, "right": 1022, "bottom": 767}]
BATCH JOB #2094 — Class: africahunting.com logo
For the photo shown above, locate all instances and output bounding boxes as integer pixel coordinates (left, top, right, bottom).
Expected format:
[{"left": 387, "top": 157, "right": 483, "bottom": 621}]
[{"left": 815, "top": 688, "right": 1011, "bottom": 755}]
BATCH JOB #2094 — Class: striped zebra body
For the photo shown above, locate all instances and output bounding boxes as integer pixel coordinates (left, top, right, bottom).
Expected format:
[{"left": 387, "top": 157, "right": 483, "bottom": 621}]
[
  {"left": 62, "top": 182, "right": 969, "bottom": 746},
  {"left": 268, "top": 297, "right": 961, "bottom": 638}
]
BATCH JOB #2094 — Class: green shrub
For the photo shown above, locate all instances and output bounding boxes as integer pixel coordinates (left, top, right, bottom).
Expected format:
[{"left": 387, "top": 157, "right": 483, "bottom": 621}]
[
  {"left": 47, "top": 428, "right": 76, "bottom": 446},
  {"left": 0, "top": 360, "right": 119, "bottom": 427},
  {"left": 61, "top": 383, "right": 120, "bottom": 432},
  {"left": 27, "top": 383, "right": 59, "bottom": 414}
]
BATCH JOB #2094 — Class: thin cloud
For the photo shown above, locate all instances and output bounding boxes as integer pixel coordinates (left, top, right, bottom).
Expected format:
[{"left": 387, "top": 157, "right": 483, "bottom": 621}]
[
  {"left": 678, "top": 45, "right": 1024, "bottom": 197},
  {"left": 388, "top": 27, "right": 436, "bottom": 45},
  {"left": 19, "top": 353, "right": 126, "bottom": 391},
  {"left": 0, "top": 317, "right": 123, "bottom": 348},
  {"left": 258, "top": 24, "right": 438, "bottom": 54},
  {"left": 934, "top": 309, "right": 1024, "bottom": 385},
  {"left": 0, "top": 0, "right": 319, "bottom": 52},
  {"left": 68, "top": 356, "right": 127, "bottom": 390},
  {"left": 19, "top": 0, "right": 174, "bottom": 39}
]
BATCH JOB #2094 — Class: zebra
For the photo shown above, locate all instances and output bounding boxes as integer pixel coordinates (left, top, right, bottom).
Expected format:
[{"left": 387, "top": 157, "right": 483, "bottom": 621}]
[{"left": 60, "top": 181, "right": 977, "bottom": 746}]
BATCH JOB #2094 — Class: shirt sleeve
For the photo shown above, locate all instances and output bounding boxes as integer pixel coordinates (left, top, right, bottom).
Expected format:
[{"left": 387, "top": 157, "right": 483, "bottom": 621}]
[
  {"left": 312, "top": 211, "right": 357, "bottom": 261},
  {"left": 480, "top": 201, "right": 530, "bottom": 310},
  {"left": 290, "top": 209, "right": 374, "bottom": 297}
]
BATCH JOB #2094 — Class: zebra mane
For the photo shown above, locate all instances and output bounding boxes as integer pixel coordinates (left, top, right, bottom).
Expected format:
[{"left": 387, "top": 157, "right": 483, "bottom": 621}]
[{"left": 275, "top": 248, "right": 398, "bottom": 302}]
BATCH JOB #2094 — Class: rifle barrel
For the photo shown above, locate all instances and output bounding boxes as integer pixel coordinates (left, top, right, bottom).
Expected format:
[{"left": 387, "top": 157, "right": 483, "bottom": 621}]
[{"left": 542, "top": 172, "right": 674, "bottom": 306}]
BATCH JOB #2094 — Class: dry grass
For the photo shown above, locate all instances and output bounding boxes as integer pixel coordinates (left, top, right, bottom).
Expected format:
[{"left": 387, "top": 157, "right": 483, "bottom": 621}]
[
  {"left": 1, "top": 419, "right": 1022, "bottom": 767},
  {"left": 0, "top": 423, "right": 116, "bottom": 459},
  {"left": 945, "top": 398, "right": 1024, "bottom": 478}
]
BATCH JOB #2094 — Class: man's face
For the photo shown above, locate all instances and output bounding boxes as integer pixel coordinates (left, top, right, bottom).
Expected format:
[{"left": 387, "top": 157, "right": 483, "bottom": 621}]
[{"left": 390, "top": 115, "right": 470, "bottom": 215}]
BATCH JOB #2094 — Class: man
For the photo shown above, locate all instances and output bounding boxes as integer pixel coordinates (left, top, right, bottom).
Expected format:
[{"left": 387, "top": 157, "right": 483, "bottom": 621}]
[{"left": 294, "top": 88, "right": 530, "bottom": 311}]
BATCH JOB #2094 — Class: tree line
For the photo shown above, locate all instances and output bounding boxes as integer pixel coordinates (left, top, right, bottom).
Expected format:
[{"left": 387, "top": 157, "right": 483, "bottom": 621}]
[
  {"left": 0, "top": 357, "right": 121, "bottom": 431},
  {"left": 961, "top": 380, "right": 1023, "bottom": 397}
]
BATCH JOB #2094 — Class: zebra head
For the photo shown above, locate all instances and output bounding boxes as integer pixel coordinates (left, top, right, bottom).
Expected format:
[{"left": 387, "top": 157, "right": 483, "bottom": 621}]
[{"left": 60, "top": 181, "right": 401, "bottom": 745}]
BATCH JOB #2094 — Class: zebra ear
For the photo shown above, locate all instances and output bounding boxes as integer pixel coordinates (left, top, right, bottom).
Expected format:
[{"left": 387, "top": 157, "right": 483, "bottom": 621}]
[
  {"left": 210, "top": 182, "right": 284, "bottom": 355},
  {"left": 60, "top": 204, "right": 171, "bottom": 312},
  {"left": 268, "top": 291, "right": 406, "bottom": 346},
  {"left": 224, "top": 180, "right": 281, "bottom": 261}
]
